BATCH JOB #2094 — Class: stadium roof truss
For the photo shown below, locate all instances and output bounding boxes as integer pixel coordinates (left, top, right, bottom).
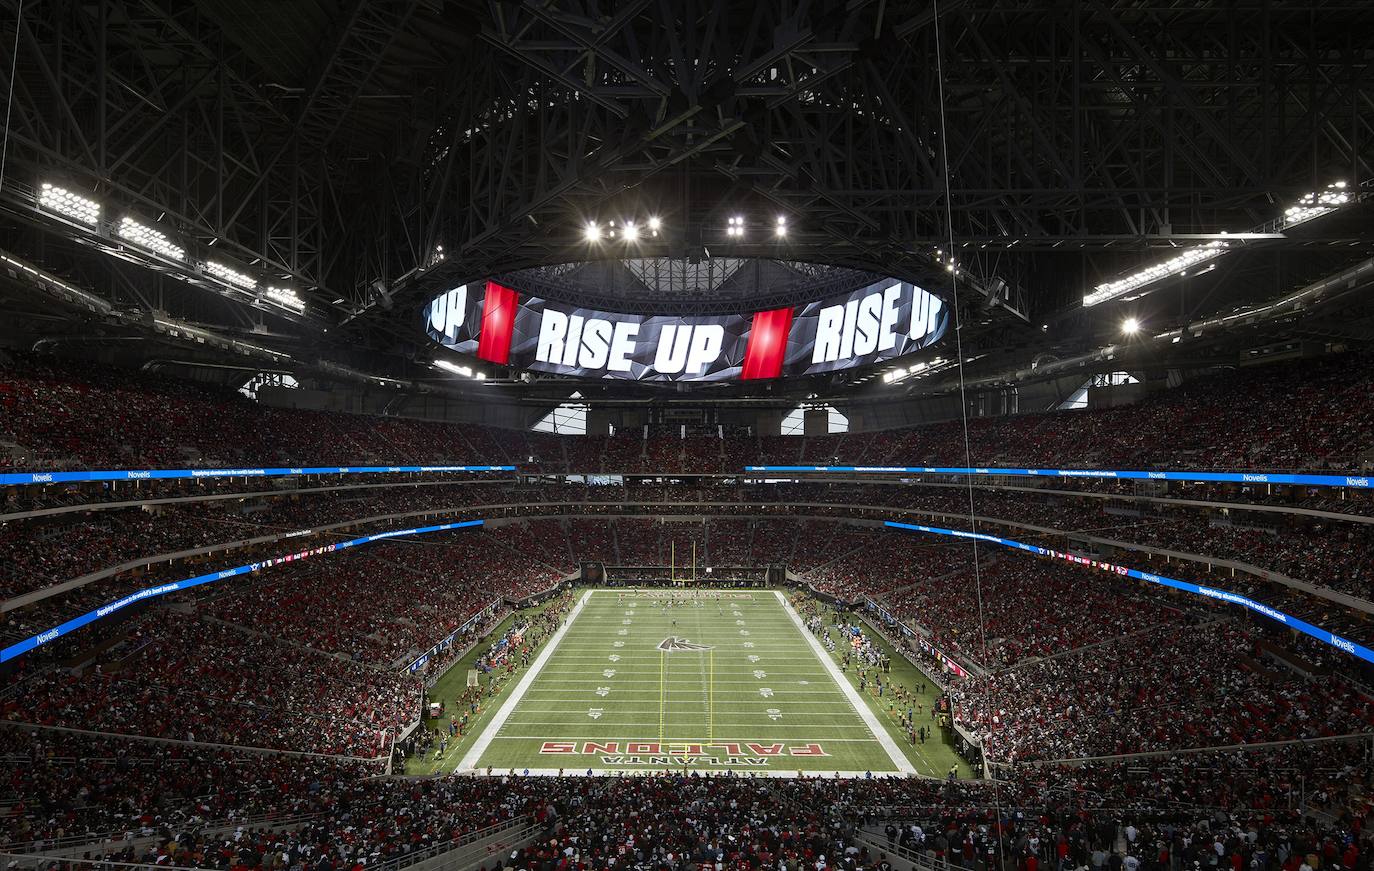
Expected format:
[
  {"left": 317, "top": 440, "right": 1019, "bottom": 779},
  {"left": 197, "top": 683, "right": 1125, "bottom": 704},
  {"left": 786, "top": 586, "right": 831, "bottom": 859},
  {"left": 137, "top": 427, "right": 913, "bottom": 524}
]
[{"left": 0, "top": 0, "right": 1370, "bottom": 388}]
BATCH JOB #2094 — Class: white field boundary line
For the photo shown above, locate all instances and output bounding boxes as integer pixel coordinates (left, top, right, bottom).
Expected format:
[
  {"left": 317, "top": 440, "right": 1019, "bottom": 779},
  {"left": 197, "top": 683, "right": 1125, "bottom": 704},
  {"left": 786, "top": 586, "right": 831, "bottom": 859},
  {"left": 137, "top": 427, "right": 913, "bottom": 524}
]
[
  {"left": 456, "top": 588, "right": 593, "bottom": 772},
  {"left": 775, "top": 590, "right": 916, "bottom": 775}
]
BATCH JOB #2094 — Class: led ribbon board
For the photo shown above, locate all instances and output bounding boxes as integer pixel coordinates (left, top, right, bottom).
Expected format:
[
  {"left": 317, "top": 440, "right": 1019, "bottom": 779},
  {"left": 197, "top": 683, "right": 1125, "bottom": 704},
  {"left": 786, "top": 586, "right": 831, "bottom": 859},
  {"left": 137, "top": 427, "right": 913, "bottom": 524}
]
[
  {"left": 746, "top": 465, "right": 1374, "bottom": 491},
  {"left": 0, "top": 519, "right": 485, "bottom": 664},
  {"left": 0, "top": 465, "right": 515, "bottom": 487},
  {"left": 885, "top": 520, "right": 1373, "bottom": 665},
  {"left": 425, "top": 278, "right": 948, "bottom": 381}
]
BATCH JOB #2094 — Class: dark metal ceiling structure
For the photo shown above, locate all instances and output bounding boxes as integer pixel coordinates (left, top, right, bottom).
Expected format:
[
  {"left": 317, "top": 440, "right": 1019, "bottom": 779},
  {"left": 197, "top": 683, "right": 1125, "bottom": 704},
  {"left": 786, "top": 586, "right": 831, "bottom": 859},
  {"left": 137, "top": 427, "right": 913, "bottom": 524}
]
[
  {"left": 495, "top": 258, "right": 886, "bottom": 315},
  {"left": 0, "top": 0, "right": 1372, "bottom": 406}
]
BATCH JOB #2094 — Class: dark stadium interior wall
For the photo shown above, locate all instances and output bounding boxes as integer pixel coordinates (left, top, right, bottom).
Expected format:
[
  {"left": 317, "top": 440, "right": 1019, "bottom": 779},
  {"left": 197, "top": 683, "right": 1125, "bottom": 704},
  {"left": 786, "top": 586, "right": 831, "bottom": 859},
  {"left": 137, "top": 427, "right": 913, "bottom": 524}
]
[
  {"left": 254, "top": 383, "right": 540, "bottom": 431},
  {"left": 849, "top": 374, "right": 1089, "bottom": 430}
]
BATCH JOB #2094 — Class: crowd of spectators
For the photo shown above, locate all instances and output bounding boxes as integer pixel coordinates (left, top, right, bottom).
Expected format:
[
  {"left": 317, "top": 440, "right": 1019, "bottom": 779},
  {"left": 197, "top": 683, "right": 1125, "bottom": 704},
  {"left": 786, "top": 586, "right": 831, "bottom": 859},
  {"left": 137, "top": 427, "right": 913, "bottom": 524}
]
[
  {"left": 867, "top": 559, "right": 1192, "bottom": 670},
  {"left": 4, "top": 611, "right": 419, "bottom": 757},
  {"left": 6, "top": 353, "right": 1374, "bottom": 476},
  {"left": 1, "top": 748, "right": 1368, "bottom": 871},
  {"left": 948, "top": 622, "right": 1374, "bottom": 763},
  {"left": 0, "top": 727, "right": 373, "bottom": 849},
  {"left": 202, "top": 535, "right": 563, "bottom": 666}
]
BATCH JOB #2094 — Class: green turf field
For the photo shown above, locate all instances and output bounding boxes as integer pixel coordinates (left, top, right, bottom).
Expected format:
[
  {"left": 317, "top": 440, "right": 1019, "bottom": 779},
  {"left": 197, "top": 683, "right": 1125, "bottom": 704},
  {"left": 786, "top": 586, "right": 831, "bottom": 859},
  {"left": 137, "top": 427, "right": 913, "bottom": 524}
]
[{"left": 455, "top": 588, "right": 957, "bottom": 776}]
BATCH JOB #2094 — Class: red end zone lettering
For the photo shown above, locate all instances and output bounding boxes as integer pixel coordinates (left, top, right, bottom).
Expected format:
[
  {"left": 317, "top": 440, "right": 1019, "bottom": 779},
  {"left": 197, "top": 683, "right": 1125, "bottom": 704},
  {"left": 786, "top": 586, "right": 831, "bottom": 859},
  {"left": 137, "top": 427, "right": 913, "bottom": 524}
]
[{"left": 539, "top": 741, "right": 830, "bottom": 759}]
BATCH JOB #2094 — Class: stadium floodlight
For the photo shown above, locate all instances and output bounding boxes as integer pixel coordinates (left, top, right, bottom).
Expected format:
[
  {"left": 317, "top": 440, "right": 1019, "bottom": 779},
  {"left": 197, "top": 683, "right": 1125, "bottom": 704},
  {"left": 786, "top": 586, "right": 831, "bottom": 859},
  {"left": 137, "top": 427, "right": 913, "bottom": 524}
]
[
  {"left": 584, "top": 221, "right": 601, "bottom": 242},
  {"left": 264, "top": 286, "right": 306, "bottom": 312},
  {"left": 434, "top": 358, "right": 482, "bottom": 379},
  {"left": 38, "top": 183, "right": 101, "bottom": 225},
  {"left": 1084, "top": 240, "right": 1228, "bottom": 307},
  {"left": 727, "top": 215, "right": 745, "bottom": 238},
  {"left": 622, "top": 222, "right": 640, "bottom": 242},
  {"left": 775, "top": 216, "right": 788, "bottom": 237},
  {"left": 118, "top": 216, "right": 185, "bottom": 261},
  {"left": 1122, "top": 316, "right": 1141, "bottom": 335},
  {"left": 204, "top": 260, "right": 257, "bottom": 290},
  {"left": 1086, "top": 182, "right": 1356, "bottom": 308},
  {"left": 648, "top": 216, "right": 661, "bottom": 231},
  {"left": 1281, "top": 181, "right": 1351, "bottom": 227}
]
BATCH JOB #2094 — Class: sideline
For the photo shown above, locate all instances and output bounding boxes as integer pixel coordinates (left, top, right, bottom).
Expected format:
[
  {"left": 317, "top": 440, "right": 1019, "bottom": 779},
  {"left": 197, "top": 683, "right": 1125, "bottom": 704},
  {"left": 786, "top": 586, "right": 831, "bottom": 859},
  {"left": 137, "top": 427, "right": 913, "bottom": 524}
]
[
  {"left": 775, "top": 591, "right": 916, "bottom": 775},
  {"left": 455, "top": 589, "right": 592, "bottom": 771}
]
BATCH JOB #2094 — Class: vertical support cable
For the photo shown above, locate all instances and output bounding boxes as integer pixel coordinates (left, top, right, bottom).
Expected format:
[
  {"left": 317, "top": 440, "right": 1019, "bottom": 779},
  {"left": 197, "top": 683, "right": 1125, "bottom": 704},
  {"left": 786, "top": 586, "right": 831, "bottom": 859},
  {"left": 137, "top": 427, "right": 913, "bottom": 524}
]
[
  {"left": 932, "top": 0, "right": 1006, "bottom": 854},
  {"left": 0, "top": 0, "right": 24, "bottom": 196}
]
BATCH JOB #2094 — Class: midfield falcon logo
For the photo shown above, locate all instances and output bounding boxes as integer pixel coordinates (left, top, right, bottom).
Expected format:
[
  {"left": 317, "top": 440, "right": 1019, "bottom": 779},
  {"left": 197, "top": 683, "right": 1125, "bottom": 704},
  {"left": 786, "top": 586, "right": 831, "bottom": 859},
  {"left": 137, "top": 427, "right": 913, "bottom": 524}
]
[{"left": 657, "top": 637, "right": 714, "bottom": 652}]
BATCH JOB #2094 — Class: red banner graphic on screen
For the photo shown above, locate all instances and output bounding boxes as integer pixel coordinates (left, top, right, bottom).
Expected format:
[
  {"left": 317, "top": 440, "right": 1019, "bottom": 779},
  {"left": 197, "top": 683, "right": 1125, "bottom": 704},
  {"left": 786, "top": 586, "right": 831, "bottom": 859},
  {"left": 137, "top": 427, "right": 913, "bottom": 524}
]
[
  {"left": 476, "top": 281, "right": 518, "bottom": 364},
  {"left": 741, "top": 307, "right": 795, "bottom": 380}
]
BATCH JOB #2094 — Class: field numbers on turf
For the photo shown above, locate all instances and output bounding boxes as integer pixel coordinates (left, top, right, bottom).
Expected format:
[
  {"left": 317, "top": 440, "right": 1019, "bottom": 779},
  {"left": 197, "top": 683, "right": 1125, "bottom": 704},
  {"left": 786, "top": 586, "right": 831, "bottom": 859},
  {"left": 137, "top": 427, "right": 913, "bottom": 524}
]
[
  {"left": 608, "top": 654, "right": 621, "bottom": 662},
  {"left": 739, "top": 630, "right": 750, "bottom": 636},
  {"left": 613, "top": 641, "right": 624, "bottom": 647},
  {"left": 753, "top": 669, "right": 767, "bottom": 678},
  {"left": 617, "top": 629, "right": 627, "bottom": 635},
  {"left": 759, "top": 688, "right": 774, "bottom": 697},
  {"left": 735, "top": 620, "right": 746, "bottom": 625},
  {"left": 595, "top": 686, "right": 610, "bottom": 697},
  {"left": 622, "top": 619, "right": 633, "bottom": 624},
  {"left": 766, "top": 708, "right": 783, "bottom": 720},
  {"left": 602, "top": 669, "right": 616, "bottom": 677},
  {"left": 747, "top": 655, "right": 760, "bottom": 662},
  {"left": 587, "top": 708, "right": 603, "bottom": 720},
  {"left": 742, "top": 642, "right": 755, "bottom": 648}
]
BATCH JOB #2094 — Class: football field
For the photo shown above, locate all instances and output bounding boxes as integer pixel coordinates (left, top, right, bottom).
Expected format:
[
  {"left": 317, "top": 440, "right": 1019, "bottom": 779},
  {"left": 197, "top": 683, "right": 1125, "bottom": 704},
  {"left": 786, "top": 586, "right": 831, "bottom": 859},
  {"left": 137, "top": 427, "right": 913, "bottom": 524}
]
[{"left": 457, "top": 588, "right": 927, "bottom": 776}]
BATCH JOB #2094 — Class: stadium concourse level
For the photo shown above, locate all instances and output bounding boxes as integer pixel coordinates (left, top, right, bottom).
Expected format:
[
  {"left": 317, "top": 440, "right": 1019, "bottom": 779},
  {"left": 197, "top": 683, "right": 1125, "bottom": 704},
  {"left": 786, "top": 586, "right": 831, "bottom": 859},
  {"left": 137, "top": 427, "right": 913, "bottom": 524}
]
[
  {"left": 4, "top": 479, "right": 1374, "bottom": 668},
  {"left": 4, "top": 352, "right": 1374, "bottom": 474},
  {"left": 6, "top": 481, "right": 1374, "bottom": 606}
]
